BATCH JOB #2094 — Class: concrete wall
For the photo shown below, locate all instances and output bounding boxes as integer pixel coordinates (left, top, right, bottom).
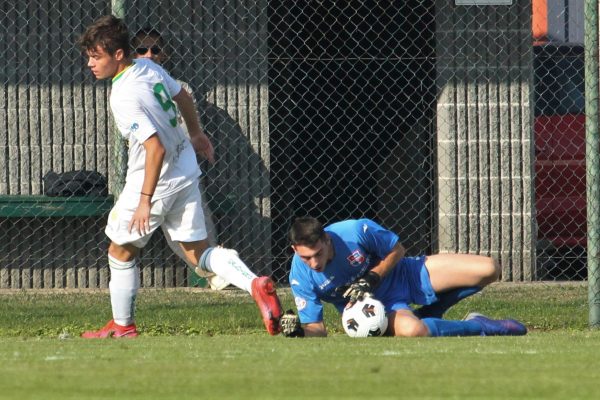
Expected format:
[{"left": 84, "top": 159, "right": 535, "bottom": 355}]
[{"left": 436, "top": 1, "right": 535, "bottom": 280}]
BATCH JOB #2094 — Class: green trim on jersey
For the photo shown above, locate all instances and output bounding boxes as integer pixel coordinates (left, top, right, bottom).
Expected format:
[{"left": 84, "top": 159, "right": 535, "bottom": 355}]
[{"left": 112, "top": 63, "right": 134, "bottom": 83}]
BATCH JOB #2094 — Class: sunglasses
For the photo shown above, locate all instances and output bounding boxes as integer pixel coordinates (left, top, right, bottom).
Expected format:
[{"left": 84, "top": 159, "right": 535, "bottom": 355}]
[{"left": 135, "top": 46, "right": 162, "bottom": 55}]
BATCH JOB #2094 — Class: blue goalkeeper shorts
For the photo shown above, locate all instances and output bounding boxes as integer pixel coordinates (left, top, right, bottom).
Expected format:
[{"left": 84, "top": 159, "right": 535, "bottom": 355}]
[{"left": 374, "top": 255, "right": 438, "bottom": 312}]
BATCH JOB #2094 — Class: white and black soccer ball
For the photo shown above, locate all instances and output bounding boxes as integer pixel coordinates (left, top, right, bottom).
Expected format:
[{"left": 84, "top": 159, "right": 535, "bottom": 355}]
[{"left": 342, "top": 297, "right": 388, "bottom": 338}]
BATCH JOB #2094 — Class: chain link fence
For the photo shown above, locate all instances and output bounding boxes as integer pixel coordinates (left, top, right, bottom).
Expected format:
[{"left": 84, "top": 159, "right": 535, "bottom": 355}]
[{"left": 0, "top": 1, "right": 596, "bottom": 290}]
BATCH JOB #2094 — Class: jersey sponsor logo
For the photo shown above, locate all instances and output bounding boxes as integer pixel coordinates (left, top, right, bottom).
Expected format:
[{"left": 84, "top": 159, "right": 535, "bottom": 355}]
[
  {"left": 347, "top": 249, "right": 365, "bottom": 267},
  {"left": 172, "top": 140, "right": 186, "bottom": 163},
  {"left": 128, "top": 122, "right": 139, "bottom": 134},
  {"left": 290, "top": 279, "right": 300, "bottom": 286},
  {"left": 295, "top": 296, "right": 307, "bottom": 311},
  {"left": 318, "top": 276, "right": 335, "bottom": 290}
]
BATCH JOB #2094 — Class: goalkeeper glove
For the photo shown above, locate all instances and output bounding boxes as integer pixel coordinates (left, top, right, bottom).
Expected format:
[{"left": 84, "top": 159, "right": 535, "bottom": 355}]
[
  {"left": 280, "top": 310, "right": 305, "bottom": 337},
  {"left": 343, "top": 270, "right": 381, "bottom": 307}
]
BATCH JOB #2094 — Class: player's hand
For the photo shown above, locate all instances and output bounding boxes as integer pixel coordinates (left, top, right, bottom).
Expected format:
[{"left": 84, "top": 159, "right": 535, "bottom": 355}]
[
  {"left": 128, "top": 200, "right": 151, "bottom": 236},
  {"left": 190, "top": 132, "right": 215, "bottom": 164},
  {"left": 343, "top": 279, "right": 373, "bottom": 308},
  {"left": 280, "top": 310, "right": 305, "bottom": 337},
  {"left": 343, "top": 271, "right": 381, "bottom": 308}
]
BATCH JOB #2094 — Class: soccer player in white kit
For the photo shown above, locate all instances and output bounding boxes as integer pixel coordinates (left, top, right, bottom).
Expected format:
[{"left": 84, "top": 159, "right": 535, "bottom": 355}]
[{"left": 78, "top": 15, "right": 282, "bottom": 337}]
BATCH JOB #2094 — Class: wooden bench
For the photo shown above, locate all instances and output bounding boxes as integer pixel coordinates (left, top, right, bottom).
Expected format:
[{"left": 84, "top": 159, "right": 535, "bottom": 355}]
[
  {"left": 0, "top": 195, "right": 114, "bottom": 217},
  {"left": 0, "top": 193, "right": 236, "bottom": 289}
]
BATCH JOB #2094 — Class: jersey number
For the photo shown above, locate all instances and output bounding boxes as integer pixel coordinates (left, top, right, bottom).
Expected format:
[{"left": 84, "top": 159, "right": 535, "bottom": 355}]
[{"left": 153, "top": 83, "right": 178, "bottom": 127}]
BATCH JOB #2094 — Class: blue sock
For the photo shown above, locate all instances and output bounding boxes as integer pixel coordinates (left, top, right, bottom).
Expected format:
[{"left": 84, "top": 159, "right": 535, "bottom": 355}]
[
  {"left": 422, "top": 318, "right": 483, "bottom": 337},
  {"left": 414, "top": 286, "right": 481, "bottom": 319}
]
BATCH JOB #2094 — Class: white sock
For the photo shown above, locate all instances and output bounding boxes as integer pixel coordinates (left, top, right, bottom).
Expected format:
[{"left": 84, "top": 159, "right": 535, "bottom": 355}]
[
  {"left": 199, "top": 247, "right": 257, "bottom": 293},
  {"left": 108, "top": 255, "right": 140, "bottom": 326}
]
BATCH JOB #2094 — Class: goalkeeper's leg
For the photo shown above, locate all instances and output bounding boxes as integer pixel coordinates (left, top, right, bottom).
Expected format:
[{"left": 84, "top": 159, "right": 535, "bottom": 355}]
[
  {"left": 416, "top": 253, "right": 499, "bottom": 319},
  {"left": 425, "top": 253, "right": 499, "bottom": 293},
  {"left": 413, "top": 286, "right": 481, "bottom": 319},
  {"left": 388, "top": 310, "right": 526, "bottom": 337},
  {"left": 422, "top": 316, "right": 527, "bottom": 336}
]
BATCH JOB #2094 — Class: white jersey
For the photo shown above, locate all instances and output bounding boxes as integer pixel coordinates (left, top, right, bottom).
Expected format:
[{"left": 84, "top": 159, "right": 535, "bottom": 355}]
[{"left": 110, "top": 58, "right": 201, "bottom": 200}]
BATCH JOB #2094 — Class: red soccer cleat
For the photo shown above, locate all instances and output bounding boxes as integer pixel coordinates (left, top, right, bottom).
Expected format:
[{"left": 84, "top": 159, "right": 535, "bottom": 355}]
[
  {"left": 251, "top": 276, "right": 283, "bottom": 335},
  {"left": 81, "top": 319, "right": 139, "bottom": 339}
]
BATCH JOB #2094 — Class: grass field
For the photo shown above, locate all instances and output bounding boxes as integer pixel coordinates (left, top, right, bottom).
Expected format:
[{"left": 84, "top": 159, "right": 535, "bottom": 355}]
[{"left": 0, "top": 282, "right": 598, "bottom": 399}]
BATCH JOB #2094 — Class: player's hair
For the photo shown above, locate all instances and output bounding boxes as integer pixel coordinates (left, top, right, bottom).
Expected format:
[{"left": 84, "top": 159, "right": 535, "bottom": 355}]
[
  {"left": 289, "top": 217, "right": 327, "bottom": 246},
  {"left": 79, "top": 15, "right": 131, "bottom": 57},
  {"left": 132, "top": 27, "right": 166, "bottom": 48}
]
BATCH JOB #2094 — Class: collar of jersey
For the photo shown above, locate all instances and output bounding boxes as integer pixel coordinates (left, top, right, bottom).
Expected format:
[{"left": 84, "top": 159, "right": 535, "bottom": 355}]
[{"left": 112, "top": 62, "right": 134, "bottom": 83}]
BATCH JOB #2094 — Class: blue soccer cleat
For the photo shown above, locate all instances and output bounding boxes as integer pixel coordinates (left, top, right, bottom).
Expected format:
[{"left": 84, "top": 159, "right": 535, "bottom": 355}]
[{"left": 464, "top": 312, "right": 527, "bottom": 336}]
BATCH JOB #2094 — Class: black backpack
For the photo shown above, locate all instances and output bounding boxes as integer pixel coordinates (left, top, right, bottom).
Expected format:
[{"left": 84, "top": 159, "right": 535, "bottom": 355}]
[{"left": 43, "top": 170, "right": 108, "bottom": 197}]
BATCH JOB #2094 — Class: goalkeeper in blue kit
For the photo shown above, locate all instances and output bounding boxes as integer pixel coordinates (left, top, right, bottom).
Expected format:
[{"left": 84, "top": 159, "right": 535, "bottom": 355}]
[{"left": 281, "top": 217, "right": 527, "bottom": 338}]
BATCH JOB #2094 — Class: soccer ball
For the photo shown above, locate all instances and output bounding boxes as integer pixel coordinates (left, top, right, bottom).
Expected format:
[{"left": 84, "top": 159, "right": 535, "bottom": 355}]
[{"left": 342, "top": 297, "right": 388, "bottom": 338}]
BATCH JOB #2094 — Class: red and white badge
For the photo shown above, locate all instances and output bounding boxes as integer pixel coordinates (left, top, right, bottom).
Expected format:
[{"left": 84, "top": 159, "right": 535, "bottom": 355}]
[{"left": 347, "top": 249, "right": 365, "bottom": 267}]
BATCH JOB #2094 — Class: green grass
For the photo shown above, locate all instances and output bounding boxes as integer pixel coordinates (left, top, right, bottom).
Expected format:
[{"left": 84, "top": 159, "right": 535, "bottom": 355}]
[{"left": 0, "top": 283, "right": 597, "bottom": 399}]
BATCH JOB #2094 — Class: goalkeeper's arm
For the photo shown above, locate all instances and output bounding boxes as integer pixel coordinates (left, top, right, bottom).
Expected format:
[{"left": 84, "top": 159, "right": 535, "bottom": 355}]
[
  {"left": 344, "top": 241, "right": 406, "bottom": 306},
  {"left": 370, "top": 241, "right": 406, "bottom": 278},
  {"left": 303, "top": 321, "right": 327, "bottom": 337}
]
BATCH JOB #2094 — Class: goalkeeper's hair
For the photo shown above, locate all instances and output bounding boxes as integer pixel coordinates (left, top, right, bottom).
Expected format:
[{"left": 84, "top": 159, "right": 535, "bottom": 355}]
[{"left": 289, "top": 216, "right": 327, "bottom": 247}]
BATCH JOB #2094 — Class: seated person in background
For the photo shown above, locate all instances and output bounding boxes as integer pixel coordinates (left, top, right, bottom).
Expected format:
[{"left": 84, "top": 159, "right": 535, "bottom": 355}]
[{"left": 132, "top": 26, "right": 230, "bottom": 290}]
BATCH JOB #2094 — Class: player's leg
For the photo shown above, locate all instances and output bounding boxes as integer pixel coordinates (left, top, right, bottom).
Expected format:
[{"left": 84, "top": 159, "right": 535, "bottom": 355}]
[
  {"left": 190, "top": 244, "right": 283, "bottom": 335},
  {"left": 414, "top": 254, "right": 499, "bottom": 318},
  {"left": 162, "top": 189, "right": 251, "bottom": 291},
  {"left": 199, "top": 182, "right": 231, "bottom": 290},
  {"left": 162, "top": 225, "right": 228, "bottom": 289},
  {"left": 387, "top": 309, "right": 525, "bottom": 337},
  {"left": 387, "top": 309, "right": 485, "bottom": 337},
  {"left": 162, "top": 184, "right": 237, "bottom": 290},
  {"left": 162, "top": 182, "right": 230, "bottom": 290},
  {"left": 162, "top": 184, "right": 253, "bottom": 292},
  {"left": 387, "top": 309, "right": 430, "bottom": 337},
  {"left": 182, "top": 243, "right": 252, "bottom": 292},
  {"left": 388, "top": 256, "right": 526, "bottom": 336},
  {"left": 383, "top": 278, "right": 484, "bottom": 337},
  {"left": 82, "top": 193, "right": 162, "bottom": 338},
  {"left": 165, "top": 184, "right": 282, "bottom": 334},
  {"left": 426, "top": 253, "right": 499, "bottom": 291},
  {"left": 81, "top": 242, "right": 142, "bottom": 338}
]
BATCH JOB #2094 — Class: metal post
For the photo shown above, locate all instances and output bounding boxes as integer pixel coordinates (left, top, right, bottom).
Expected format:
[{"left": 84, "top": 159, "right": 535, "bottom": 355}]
[
  {"left": 110, "top": 0, "right": 128, "bottom": 197},
  {"left": 584, "top": 0, "right": 600, "bottom": 327},
  {"left": 111, "top": 0, "right": 126, "bottom": 18}
]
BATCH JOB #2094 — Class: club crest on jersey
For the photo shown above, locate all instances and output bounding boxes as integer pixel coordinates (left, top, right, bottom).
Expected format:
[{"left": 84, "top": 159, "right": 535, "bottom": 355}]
[
  {"left": 347, "top": 249, "right": 365, "bottom": 267},
  {"left": 295, "top": 296, "right": 307, "bottom": 311}
]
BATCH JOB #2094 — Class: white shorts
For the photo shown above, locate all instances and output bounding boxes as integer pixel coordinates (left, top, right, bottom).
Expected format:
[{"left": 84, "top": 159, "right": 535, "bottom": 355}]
[{"left": 105, "top": 182, "right": 208, "bottom": 248}]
